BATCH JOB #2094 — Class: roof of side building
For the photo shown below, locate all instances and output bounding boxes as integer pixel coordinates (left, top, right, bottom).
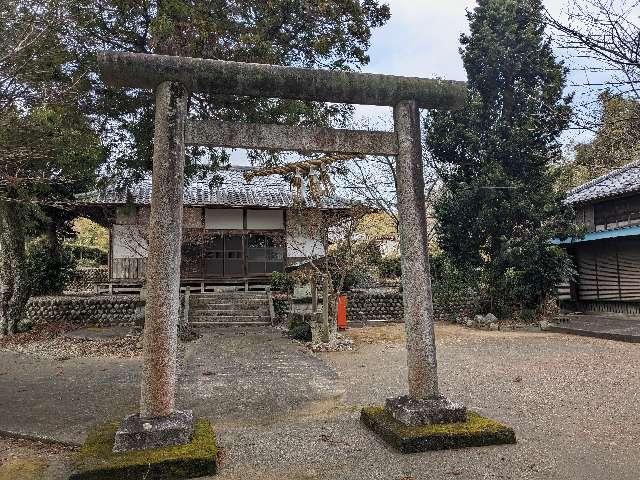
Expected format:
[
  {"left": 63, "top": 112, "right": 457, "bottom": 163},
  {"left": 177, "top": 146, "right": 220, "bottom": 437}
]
[{"left": 565, "top": 159, "right": 640, "bottom": 204}]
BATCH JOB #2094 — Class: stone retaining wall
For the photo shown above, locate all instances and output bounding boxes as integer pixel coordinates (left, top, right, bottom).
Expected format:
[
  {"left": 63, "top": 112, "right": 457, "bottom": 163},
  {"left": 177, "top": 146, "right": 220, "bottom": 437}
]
[
  {"left": 66, "top": 267, "right": 109, "bottom": 293},
  {"left": 347, "top": 290, "right": 404, "bottom": 324},
  {"left": 21, "top": 295, "right": 145, "bottom": 330}
]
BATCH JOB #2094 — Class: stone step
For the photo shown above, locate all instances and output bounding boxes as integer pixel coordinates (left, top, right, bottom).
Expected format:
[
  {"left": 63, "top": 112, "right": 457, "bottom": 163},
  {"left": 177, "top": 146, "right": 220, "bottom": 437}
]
[
  {"left": 190, "top": 304, "right": 268, "bottom": 311},
  {"left": 190, "top": 309, "right": 270, "bottom": 317},
  {"left": 190, "top": 304, "right": 269, "bottom": 312},
  {"left": 191, "top": 321, "right": 271, "bottom": 327},
  {"left": 190, "top": 297, "right": 268, "bottom": 303},
  {"left": 190, "top": 298, "right": 268, "bottom": 304},
  {"left": 189, "top": 293, "right": 268, "bottom": 299},
  {"left": 190, "top": 315, "right": 270, "bottom": 323}
]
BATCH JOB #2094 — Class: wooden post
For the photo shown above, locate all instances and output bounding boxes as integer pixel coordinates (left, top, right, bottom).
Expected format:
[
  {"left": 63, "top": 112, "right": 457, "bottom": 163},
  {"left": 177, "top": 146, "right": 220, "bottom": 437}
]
[
  {"left": 311, "top": 275, "right": 318, "bottom": 313},
  {"left": 321, "top": 274, "right": 330, "bottom": 343}
]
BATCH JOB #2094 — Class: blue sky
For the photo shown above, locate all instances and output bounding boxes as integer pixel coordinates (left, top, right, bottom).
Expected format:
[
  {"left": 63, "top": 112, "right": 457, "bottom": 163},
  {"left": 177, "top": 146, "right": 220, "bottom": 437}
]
[{"left": 350, "top": 0, "right": 605, "bottom": 149}]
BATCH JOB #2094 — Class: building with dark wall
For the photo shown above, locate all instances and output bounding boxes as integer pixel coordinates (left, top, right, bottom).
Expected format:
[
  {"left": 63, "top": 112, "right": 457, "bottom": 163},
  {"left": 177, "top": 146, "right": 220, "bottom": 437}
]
[{"left": 559, "top": 160, "right": 640, "bottom": 315}]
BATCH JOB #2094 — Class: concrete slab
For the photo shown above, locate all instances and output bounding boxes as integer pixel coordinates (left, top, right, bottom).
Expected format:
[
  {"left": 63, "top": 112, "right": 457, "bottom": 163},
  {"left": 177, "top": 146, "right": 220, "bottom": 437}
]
[
  {"left": 0, "top": 351, "right": 139, "bottom": 445},
  {"left": 179, "top": 326, "right": 338, "bottom": 423},
  {"left": 0, "top": 326, "right": 337, "bottom": 445},
  {"left": 550, "top": 315, "right": 640, "bottom": 343}
]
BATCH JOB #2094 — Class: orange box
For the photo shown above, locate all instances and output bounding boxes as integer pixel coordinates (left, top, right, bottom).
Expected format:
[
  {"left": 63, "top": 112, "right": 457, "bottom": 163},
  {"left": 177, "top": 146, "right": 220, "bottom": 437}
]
[{"left": 337, "top": 295, "right": 348, "bottom": 330}]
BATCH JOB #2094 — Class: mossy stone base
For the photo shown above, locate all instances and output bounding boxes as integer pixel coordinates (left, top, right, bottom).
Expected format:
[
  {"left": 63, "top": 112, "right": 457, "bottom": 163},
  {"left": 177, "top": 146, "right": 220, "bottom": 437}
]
[
  {"left": 361, "top": 407, "right": 516, "bottom": 454},
  {"left": 69, "top": 419, "right": 217, "bottom": 480}
]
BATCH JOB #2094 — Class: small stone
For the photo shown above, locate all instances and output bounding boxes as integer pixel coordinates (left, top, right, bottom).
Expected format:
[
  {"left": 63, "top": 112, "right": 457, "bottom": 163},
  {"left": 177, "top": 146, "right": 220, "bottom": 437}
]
[{"left": 484, "top": 313, "right": 498, "bottom": 323}]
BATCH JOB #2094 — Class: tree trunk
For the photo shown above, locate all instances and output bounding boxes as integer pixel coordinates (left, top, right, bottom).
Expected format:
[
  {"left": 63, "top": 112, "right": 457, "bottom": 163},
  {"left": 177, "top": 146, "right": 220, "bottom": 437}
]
[
  {"left": 0, "top": 200, "right": 28, "bottom": 335},
  {"left": 46, "top": 219, "right": 59, "bottom": 258}
]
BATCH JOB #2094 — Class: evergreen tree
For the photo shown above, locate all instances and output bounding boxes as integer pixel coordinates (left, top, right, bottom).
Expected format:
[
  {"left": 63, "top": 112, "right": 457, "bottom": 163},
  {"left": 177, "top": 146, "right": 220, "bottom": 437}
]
[
  {"left": 0, "top": 0, "right": 104, "bottom": 334},
  {"left": 427, "top": 0, "right": 576, "bottom": 317}
]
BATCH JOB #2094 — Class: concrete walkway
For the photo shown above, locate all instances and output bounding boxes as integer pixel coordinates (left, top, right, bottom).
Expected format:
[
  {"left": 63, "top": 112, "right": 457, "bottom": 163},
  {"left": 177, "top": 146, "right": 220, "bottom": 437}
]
[
  {"left": 550, "top": 314, "right": 640, "bottom": 343},
  {"left": 0, "top": 327, "right": 337, "bottom": 445},
  {"left": 0, "top": 351, "right": 139, "bottom": 445}
]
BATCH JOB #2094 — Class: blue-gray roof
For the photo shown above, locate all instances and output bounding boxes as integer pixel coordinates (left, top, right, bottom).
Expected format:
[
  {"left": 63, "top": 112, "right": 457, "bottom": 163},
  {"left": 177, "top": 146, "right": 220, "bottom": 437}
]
[
  {"left": 78, "top": 167, "right": 352, "bottom": 210},
  {"left": 566, "top": 160, "right": 640, "bottom": 204}
]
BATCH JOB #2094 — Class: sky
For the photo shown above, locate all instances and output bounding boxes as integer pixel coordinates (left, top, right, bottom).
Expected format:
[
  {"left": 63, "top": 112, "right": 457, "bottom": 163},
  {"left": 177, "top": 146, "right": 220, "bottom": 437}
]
[
  {"left": 365, "top": 0, "right": 568, "bottom": 78},
  {"left": 230, "top": 0, "right": 622, "bottom": 164},
  {"left": 350, "top": 0, "right": 605, "bottom": 147}
]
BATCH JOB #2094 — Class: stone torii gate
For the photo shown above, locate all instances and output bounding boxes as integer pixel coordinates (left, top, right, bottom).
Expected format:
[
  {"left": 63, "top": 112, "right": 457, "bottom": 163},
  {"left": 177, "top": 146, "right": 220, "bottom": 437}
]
[{"left": 96, "top": 51, "right": 471, "bottom": 452}]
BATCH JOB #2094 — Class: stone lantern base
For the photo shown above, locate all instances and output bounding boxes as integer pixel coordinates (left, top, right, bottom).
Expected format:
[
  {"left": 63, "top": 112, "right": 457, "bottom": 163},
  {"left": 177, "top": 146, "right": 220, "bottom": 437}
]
[{"left": 361, "top": 406, "right": 516, "bottom": 454}]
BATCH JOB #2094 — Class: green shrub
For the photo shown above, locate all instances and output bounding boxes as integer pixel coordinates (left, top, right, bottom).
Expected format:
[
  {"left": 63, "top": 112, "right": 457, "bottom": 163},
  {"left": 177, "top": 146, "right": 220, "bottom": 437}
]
[
  {"left": 26, "top": 237, "right": 77, "bottom": 296},
  {"left": 430, "top": 252, "right": 484, "bottom": 321},
  {"left": 270, "top": 271, "right": 294, "bottom": 293},
  {"left": 288, "top": 323, "right": 312, "bottom": 342},
  {"left": 378, "top": 255, "right": 402, "bottom": 278},
  {"left": 273, "top": 298, "right": 289, "bottom": 317},
  {"left": 65, "top": 242, "right": 108, "bottom": 266}
]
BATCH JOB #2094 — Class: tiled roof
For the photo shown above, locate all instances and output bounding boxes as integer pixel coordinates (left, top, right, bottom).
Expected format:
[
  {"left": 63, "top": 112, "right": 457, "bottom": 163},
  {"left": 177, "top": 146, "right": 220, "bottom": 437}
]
[
  {"left": 78, "top": 167, "right": 352, "bottom": 210},
  {"left": 566, "top": 159, "right": 640, "bottom": 204}
]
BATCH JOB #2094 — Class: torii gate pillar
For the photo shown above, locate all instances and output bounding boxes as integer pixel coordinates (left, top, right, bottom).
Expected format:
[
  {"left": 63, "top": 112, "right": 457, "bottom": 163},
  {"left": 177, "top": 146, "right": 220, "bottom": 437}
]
[
  {"left": 385, "top": 100, "right": 466, "bottom": 425},
  {"left": 113, "top": 80, "right": 193, "bottom": 452}
]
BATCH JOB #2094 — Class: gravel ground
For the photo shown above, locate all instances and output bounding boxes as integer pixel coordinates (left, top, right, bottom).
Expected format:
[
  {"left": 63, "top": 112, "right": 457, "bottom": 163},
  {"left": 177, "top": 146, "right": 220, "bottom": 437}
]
[
  {"left": 0, "top": 324, "right": 142, "bottom": 359},
  {"left": 2, "top": 323, "right": 639, "bottom": 480},
  {"left": 0, "top": 436, "right": 74, "bottom": 480},
  {"left": 209, "top": 324, "right": 640, "bottom": 480}
]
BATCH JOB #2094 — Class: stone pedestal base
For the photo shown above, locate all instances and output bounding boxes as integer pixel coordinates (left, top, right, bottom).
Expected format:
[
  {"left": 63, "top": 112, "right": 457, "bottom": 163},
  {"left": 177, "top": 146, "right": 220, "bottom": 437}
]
[
  {"left": 385, "top": 395, "right": 466, "bottom": 426},
  {"left": 112, "top": 410, "right": 194, "bottom": 453},
  {"left": 361, "top": 407, "right": 516, "bottom": 453},
  {"left": 69, "top": 418, "right": 217, "bottom": 480}
]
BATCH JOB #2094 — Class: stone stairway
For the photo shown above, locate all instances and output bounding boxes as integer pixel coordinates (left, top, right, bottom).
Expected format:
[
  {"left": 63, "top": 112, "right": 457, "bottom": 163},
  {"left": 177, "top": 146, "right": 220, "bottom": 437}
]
[{"left": 188, "top": 292, "right": 272, "bottom": 327}]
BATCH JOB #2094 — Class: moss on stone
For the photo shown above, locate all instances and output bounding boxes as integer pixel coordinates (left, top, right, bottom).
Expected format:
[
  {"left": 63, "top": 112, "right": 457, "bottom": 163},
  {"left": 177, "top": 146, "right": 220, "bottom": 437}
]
[
  {"left": 361, "top": 407, "right": 516, "bottom": 453},
  {"left": 69, "top": 418, "right": 217, "bottom": 480}
]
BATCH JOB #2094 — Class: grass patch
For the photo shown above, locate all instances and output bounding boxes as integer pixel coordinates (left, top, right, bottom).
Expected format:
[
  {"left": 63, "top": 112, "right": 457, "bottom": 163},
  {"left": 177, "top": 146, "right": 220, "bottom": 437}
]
[
  {"left": 361, "top": 407, "right": 516, "bottom": 453},
  {"left": 0, "top": 458, "right": 47, "bottom": 480},
  {"left": 70, "top": 418, "right": 217, "bottom": 479}
]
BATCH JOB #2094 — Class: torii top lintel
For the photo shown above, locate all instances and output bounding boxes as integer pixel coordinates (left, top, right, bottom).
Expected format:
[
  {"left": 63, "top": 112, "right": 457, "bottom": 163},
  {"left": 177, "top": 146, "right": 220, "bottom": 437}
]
[{"left": 97, "top": 51, "right": 466, "bottom": 110}]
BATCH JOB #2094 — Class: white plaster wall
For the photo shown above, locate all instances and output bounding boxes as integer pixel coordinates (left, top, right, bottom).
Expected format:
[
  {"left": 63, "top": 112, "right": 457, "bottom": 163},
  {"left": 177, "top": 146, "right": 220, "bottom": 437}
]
[
  {"left": 205, "top": 208, "right": 243, "bottom": 229},
  {"left": 112, "top": 224, "right": 148, "bottom": 258},
  {"left": 246, "top": 209, "right": 283, "bottom": 230},
  {"left": 286, "top": 212, "right": 325, "bottom": 258}
]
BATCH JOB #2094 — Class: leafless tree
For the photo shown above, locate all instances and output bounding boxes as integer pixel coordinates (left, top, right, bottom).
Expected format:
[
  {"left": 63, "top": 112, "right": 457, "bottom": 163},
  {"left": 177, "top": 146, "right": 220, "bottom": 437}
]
[{"left": 546, "top": 0, "right": 640, "bottom": 131}]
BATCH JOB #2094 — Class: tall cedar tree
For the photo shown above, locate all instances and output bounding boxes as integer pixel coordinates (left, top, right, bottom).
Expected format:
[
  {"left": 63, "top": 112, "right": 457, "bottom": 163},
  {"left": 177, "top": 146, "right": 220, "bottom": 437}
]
[
  {"left": 68, "top": 0, "right": 391, "bottom": 185},
  {"left": 426, "top": 0, "right": 576, "bottom": 317}
]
